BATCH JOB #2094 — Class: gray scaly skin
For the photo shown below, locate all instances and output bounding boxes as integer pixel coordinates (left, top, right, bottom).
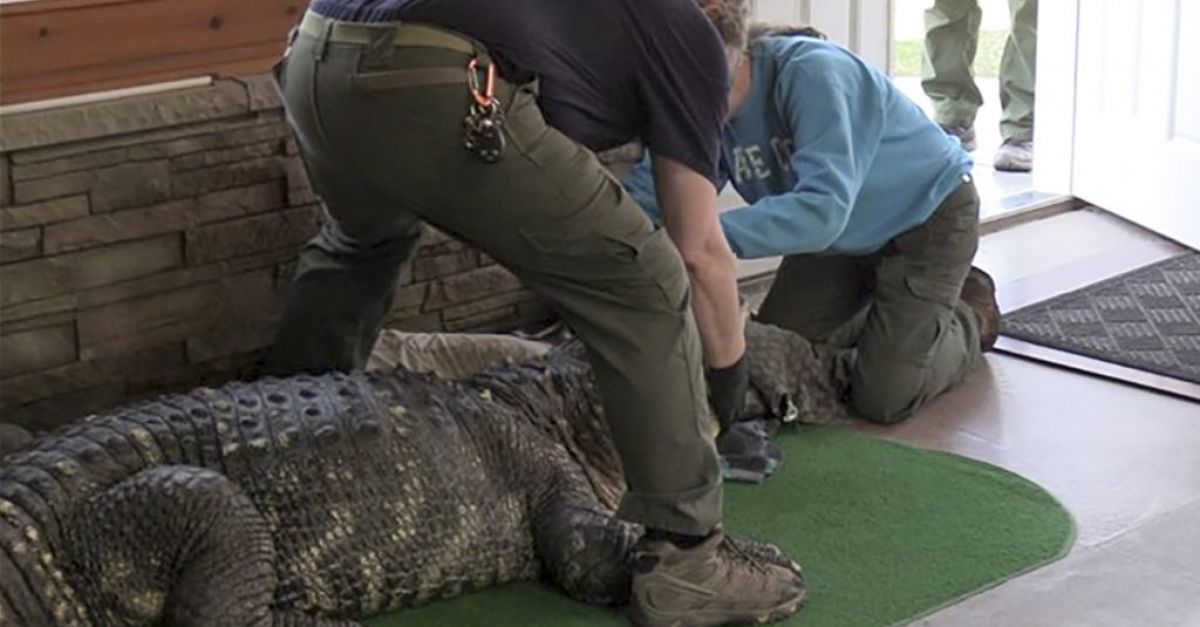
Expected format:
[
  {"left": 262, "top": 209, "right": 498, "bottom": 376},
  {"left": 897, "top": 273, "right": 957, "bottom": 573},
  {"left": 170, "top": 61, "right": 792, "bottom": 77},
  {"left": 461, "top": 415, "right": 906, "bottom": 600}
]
[
  {"left": 0, "top": 321, "right": 847, "bottom": 627},
  {"left": 742, "top": 320, "right": 854, "bottom": 425}
]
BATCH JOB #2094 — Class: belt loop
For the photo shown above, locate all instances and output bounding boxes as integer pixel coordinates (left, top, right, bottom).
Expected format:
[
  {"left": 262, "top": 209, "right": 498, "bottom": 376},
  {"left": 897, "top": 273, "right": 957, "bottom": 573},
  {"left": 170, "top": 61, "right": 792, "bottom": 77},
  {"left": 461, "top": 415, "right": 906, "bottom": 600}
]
[
  {"left": 313, "top": 18, "right": 334, "bottom": 61},
  {"left": 282, "top": 23, "right": 299, "bottom": 57},
  {"left": 363, "top": 24, "right": 395, "bottom": 66}
]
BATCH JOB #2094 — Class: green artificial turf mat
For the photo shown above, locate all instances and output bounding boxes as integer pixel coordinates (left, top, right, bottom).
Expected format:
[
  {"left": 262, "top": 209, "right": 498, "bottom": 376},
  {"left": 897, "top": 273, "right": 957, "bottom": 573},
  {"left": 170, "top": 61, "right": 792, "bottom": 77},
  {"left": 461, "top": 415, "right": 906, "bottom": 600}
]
[{"left": 368, "top": 425, "right": 1075, "bottom": 627}]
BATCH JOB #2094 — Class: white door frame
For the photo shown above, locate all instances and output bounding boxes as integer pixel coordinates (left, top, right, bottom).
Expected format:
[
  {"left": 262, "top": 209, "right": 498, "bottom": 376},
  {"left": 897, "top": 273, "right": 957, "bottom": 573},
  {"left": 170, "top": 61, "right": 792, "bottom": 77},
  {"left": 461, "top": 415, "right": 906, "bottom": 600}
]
[
  {"left": 1066, "top": 0, "right": 1200, "bottom": 249},
  {"left": 1030, "top": 1, "right": 1079, "bottom": 197},
  {"left": 753, "top": 0, "right": 893, "bottom": 73}
]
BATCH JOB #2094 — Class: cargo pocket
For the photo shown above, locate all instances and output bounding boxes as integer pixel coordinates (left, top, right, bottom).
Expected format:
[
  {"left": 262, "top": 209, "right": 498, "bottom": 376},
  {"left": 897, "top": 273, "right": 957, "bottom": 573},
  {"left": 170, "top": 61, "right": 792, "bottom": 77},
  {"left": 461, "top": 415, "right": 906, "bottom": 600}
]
[
  {"left": 520, "top": 204, "right": 685, "bottom": 310},
  {"left": 520, "top": 197, "right": 652, "bottom": 275},
  {"left": 350, "top": 66, "right": 467, "bottom": 93},
  {"left": 904, "top": 274, "right": 962, "bottom": 308},
  {"left": 898, "top": 274, "right": 958, "bottom": 366}
]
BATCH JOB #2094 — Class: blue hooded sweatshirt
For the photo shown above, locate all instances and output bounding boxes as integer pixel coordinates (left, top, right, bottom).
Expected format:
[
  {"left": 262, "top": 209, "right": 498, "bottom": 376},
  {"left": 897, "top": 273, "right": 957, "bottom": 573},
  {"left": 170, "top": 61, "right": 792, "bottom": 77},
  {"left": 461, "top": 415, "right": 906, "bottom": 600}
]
[{"left": 626, "top": 36, "right": 973, "bottom": 259}]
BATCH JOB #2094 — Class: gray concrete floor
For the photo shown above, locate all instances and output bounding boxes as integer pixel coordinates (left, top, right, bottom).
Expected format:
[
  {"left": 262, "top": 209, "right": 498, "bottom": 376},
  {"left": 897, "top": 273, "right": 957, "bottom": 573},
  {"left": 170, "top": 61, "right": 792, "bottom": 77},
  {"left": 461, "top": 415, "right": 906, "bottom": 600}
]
[{"left": 857, "top": 208, "right": 1200, "bottom": 626}]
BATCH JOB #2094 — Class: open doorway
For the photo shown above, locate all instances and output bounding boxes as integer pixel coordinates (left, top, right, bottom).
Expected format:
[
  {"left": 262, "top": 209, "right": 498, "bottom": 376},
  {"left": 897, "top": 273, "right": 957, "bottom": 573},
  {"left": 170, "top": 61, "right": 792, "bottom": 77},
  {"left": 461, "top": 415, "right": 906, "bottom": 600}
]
[{"left": 890, "top": 0, "right": 1063, "bottom": 220}]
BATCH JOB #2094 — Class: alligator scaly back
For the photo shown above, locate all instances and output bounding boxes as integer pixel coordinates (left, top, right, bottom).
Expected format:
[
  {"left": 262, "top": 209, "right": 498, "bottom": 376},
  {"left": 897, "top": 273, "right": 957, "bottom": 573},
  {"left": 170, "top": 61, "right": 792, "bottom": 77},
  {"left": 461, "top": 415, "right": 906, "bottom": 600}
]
[
  {"left": 1, "top": 354, "right": 637, "bottom": 626},
  {"left": 0, "top": 320, "right": 843, "bottom": 625}
]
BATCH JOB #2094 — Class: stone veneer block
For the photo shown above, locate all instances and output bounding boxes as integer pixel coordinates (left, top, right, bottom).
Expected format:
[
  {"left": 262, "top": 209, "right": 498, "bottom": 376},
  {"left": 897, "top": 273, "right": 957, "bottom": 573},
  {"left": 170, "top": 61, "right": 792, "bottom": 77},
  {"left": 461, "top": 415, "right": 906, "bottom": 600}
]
[
  {"left": 442, "top": 289, "right": 538, "bottom": 322},
  {"left": 185, "top": 205, "right": 320, "bottom": 265},
  {"left": 245, "top": 74, "right": 284, "bottom": 111},
  {"left": 412, "top": 250, "right": 477, "bottom": 282},
  {"left": 0, "top": 235, "right": 182, "bottom": 308},
  {"left": 0, "top": 323, "right": 77, "bottom": 379},
  {"left": 424, "top": 264, "right": 524, "bottom": 310},
  {"left": 186, "top": 318, "right": 279, "bottom": 363},
  {"left": 3, "top": 385, "right": 128, "bottom": 431},
  {"left": 169, "top": 141, "right": 279, "bottom": 172},
  {"left": 76, "top": 269, "right": 275, "bottom": 360},
  {"left": 0, "top": 246, "right": 297, "bottom": 325},
  {"left": 43, "top": 183, "right": 284, "bottom": 254},
  {"left": 0, "top": 228, "right": 42, "bottom": 264},
  {"left": 0, "top": 344, "right": 183, "bottom": 408},
  {"left": 171, "top": 157, "right": 286, "bottom": 197},
  {"left": 9, "top": 114, "right": 285, "bottom": 177},
  {"left": 14, "top": 160, "right": 172, "bottom": 209},
  {"left": 0, "top": 80, "right": 250, "bottom": 153},
  {"left": 0, "top": 155, "right": 11, "bottom": 207},
  {"left": 0, "top": 195, "right": 90, "bottom": 231}
]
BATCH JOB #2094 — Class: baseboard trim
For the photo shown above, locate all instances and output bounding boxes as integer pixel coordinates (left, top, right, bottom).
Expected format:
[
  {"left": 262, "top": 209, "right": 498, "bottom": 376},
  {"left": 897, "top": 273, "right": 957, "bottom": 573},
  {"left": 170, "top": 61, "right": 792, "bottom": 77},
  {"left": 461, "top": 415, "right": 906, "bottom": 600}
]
[
  {"left": 980, "top": 195, "right": 1080, "bottom": 235},
  {"left": 994, "top": 337, "right": 1200, "bottom": 403}
]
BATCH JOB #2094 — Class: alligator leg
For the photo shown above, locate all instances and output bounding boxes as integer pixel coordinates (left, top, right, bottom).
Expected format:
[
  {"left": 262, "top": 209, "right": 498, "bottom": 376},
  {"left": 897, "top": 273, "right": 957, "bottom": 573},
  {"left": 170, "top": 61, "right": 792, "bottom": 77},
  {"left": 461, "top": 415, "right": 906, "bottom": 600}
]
[
  {"left": 534, "top": 492, "right": 640, "bottom": 606},
  {"left": 69, "top": 465, "right": 360, "bottom": 627}
]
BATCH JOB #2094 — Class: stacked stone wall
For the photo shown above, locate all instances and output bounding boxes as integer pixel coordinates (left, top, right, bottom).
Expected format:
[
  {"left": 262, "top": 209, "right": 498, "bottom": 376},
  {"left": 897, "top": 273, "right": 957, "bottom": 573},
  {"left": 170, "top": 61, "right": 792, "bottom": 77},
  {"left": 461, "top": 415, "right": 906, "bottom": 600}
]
[{"left": 0, "top": 76, "right": 548, "bottom": 430}]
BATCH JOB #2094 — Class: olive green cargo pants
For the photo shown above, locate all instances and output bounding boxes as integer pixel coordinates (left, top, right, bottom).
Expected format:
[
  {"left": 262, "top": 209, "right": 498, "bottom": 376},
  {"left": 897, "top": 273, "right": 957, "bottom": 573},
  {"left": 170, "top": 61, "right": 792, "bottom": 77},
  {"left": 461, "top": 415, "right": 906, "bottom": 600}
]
[
  {"left": 922, "top": 0, "right": 1038, "bottom": 141},
  {"left": 755, "top": 179, "right": 983, "bottom": 424},
  {"left": 266, "top": 14, "right": 722, "bottom": 535}
]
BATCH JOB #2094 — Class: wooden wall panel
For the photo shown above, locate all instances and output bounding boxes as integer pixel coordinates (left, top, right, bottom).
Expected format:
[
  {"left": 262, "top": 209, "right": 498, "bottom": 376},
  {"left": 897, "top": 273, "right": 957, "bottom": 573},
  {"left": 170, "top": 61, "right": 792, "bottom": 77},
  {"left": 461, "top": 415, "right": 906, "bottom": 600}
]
[{"left": 0, "top": 0, "right": 301, "bottom": 104}]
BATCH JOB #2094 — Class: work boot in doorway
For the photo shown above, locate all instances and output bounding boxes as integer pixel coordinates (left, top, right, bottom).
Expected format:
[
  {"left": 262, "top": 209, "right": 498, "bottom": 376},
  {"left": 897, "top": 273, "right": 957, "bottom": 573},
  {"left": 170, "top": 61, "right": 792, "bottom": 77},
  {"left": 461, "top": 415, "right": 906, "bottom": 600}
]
[{"left": 993, "top": 139, "right": 1033, "bottom": 172}]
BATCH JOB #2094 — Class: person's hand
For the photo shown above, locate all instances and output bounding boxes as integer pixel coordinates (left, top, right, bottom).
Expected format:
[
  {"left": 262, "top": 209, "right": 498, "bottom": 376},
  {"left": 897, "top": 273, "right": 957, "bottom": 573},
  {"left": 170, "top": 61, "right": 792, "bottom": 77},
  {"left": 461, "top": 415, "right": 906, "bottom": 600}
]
[
  {"left": 709, "top": 354, "right": 787, "bottom": 483},
  {"left": 716, "top": 419, "right": 784, "bottom": 484}
]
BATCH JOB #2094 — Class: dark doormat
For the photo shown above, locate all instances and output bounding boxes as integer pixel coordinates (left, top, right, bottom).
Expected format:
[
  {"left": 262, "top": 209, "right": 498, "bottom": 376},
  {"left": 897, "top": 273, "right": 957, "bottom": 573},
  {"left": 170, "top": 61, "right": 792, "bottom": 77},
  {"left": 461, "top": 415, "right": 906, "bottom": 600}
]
[{"left": 1002, "top": 252, "right": 1200, "bottom": 384}]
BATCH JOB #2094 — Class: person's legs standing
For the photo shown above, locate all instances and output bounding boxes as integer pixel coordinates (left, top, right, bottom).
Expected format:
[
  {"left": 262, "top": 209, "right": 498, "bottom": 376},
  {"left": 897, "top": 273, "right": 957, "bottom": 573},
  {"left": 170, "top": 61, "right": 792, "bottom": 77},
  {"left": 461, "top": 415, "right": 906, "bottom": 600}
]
[
  {"left": 923, "top": 0, "right": 984, "bottom": 150},
  {"left": 266, "top": 31, "right": 424, "bottom": 375},
  {"left": 283, "top": 18, "right": 722, "bottom": 534},
  {"left": 994, "top": 0, "right": 1038, "bottom": 171}
]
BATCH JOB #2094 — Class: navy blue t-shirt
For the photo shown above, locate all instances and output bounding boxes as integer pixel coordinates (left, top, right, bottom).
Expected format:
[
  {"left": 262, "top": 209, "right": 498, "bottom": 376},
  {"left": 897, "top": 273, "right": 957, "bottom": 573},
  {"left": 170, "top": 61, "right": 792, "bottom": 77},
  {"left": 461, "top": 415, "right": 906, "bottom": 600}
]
[{"left": 308, "top": 0, "right": 730, "bottom": 183}]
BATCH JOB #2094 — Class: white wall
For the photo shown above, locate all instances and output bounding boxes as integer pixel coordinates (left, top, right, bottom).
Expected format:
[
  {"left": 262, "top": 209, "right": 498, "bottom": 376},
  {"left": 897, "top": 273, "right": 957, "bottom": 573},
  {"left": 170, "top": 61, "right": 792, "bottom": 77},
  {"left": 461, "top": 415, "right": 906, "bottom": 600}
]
[
  {"left": 752, "top": 0, "right": 893, "bottom": 72},
  {"left": 1031, "top": 1, "right": 1077, "bottom": 196}
]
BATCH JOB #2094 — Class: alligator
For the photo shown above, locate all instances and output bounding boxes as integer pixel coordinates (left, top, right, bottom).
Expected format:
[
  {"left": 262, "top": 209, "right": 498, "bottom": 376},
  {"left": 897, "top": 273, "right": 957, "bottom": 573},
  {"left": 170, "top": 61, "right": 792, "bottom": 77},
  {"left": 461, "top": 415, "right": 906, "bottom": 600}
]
[{"left": 0, "top": 320, "right": 848, "bottom": 627}]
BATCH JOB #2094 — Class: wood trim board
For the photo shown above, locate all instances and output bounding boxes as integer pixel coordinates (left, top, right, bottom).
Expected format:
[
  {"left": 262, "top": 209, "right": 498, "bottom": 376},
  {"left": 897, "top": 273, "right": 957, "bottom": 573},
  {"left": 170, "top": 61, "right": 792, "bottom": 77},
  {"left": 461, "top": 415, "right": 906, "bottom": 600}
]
[{"left": 0, "top": 0, "right": 301, "bottom": 104}]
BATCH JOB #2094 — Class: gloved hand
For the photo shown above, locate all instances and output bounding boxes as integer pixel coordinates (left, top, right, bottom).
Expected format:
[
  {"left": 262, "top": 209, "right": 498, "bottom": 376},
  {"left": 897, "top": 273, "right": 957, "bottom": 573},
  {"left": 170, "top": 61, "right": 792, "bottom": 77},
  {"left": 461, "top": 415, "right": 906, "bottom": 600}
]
[
  {"left": 716, "top": 419, "right": 783, "bottom": 483},
  {"left": 705, "top": 354, "right": 749, "bottom": 430},
  {"left": 707, "top": 355, "right": 784, "bottom": 483}
]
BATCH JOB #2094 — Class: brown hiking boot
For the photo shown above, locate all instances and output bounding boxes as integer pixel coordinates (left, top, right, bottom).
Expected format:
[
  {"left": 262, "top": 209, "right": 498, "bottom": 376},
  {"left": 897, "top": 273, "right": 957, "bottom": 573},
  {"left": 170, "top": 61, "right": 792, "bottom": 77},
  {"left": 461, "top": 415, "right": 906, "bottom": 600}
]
[
  {"left": 629, "top": 529, "right": 806, "bottom": 627},
  {"left": 960, "top": 267, "right": 1000, "bottom": 351}
]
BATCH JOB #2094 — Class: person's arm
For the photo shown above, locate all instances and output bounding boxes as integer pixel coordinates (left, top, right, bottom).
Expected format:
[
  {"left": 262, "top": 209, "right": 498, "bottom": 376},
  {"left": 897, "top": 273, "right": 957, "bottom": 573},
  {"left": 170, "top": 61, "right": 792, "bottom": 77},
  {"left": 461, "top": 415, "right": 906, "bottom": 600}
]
[
  {"left": 625, "top": 153, "right": 730, "bottom": 227},
  {"left": 720, "top": 46, "right": 887, "bottom": 259},
  {"left": 652, "top": 154, "right": 744, "bottom": 368},
  {"left": 623, "top": 155, "right": 666, "bottom": 224}
]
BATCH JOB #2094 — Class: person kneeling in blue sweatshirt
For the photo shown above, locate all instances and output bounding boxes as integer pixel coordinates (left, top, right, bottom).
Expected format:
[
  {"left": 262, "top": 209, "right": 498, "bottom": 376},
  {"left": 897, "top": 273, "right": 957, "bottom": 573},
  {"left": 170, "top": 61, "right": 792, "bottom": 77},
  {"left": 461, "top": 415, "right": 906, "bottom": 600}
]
[{"left": 627, "top": 25, "right": 1000, "bottom": 424}]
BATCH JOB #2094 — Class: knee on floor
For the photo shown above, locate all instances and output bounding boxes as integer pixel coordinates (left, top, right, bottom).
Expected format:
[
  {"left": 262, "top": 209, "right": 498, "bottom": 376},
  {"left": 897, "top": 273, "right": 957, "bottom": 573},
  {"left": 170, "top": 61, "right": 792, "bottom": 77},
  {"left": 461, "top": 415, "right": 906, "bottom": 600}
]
[{"left": 849, "top": 386, "right": 923, "bottom": 425}]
